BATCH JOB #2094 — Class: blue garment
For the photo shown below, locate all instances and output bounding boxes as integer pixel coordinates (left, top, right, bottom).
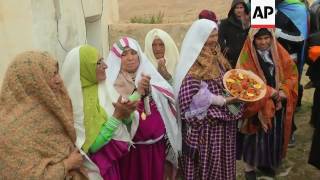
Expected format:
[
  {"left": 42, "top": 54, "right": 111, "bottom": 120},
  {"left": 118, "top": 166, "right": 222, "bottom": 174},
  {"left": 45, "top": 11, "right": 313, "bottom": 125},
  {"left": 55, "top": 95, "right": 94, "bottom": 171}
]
[
  {"left": 277, "top": 2, "right": 308, "bottom": 40},
  {"left": 277, "top": 2, "right": 309, "bottom": 73}
]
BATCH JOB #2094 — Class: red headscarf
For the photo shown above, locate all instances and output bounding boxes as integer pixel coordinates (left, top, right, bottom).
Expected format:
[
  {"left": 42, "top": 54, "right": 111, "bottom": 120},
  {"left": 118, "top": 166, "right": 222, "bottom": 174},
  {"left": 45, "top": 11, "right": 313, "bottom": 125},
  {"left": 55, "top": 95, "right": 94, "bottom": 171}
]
[{"left": 198, "top": 9, "right": 218, "bottom": 23}]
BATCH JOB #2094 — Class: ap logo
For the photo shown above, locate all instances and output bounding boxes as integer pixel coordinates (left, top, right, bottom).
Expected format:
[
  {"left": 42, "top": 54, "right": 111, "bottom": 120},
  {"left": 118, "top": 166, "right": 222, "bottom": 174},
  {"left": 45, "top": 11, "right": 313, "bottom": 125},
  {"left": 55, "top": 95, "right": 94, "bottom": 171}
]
[{"left": 251, "top": 0, "right": 275, "bottom": 28}]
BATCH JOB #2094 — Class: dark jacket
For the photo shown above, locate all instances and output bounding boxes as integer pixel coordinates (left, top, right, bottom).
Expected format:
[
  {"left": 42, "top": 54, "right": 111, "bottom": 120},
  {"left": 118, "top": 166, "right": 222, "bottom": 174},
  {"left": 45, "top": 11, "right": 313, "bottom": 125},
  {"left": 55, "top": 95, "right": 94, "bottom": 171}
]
[
  {"left": 306, "top": 32, "right": 320, "bottom": 87},
  {"left": 275, "top": 10, "right": 304, "bottom": 57},
  {"left": 310, "top": 1, "right": 320, "bottom": 33},
  {"left": 218, "top": 0, "right": 250, "bottom": 68}
]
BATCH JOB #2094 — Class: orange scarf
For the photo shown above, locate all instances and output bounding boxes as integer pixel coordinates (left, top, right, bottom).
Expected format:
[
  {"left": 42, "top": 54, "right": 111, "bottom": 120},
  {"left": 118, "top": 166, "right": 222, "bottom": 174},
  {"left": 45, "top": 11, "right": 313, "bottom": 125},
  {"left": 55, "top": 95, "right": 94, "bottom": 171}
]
[
  {"left": 309, "top": 46, "right": 320, "bottom": 62},
  {"left": 236, "top": 28, "right": 298, "bottom": 157}
]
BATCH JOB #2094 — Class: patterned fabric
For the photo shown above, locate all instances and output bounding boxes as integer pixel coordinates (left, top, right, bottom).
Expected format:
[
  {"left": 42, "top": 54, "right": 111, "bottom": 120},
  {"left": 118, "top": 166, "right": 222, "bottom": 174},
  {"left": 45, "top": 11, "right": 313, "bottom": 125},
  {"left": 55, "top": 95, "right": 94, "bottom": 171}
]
[
  {"left": 107, "top": 37, "right": 181, "bottom": 167},
  {"left": 178, "top": 74, "right": 243, "bottom": 180},
  {"left": 188, "top": 45, "right": 221, "bottom": 80},
  {"left": 173, "top": 19, "right": 218, "bottom": 98},
  {"left": 236, "top": 28, "right": 298, "bottom": 157},
  {"left": 0, "top": 51, "right": 85, "bottom": 179},
  {"left": 111, "top": 37, "right": 130, "bottom": 58}
]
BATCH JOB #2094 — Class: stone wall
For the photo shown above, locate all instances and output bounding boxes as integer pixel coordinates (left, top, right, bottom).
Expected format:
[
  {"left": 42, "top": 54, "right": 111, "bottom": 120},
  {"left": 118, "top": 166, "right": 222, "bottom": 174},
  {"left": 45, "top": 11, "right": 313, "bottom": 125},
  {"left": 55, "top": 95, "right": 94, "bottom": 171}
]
[{"left": 108, "top": 23, "right": 191, "bottom": 51}]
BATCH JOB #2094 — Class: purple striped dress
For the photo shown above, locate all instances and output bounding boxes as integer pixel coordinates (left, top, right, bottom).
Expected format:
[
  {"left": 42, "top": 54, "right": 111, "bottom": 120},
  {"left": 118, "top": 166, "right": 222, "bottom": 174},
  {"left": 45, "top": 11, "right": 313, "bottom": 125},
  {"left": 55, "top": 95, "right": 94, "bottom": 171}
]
[{"left": 178, "top": 74, "right": 243, "bottom": 180}]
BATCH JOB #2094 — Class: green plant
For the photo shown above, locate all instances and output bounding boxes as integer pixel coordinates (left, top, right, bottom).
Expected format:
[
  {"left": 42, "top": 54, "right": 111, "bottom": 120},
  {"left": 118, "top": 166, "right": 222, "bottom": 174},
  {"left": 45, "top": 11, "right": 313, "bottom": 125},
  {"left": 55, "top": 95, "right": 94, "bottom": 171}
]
[{"left": 130, "top": 11, "right": 164, "bottom": 24}]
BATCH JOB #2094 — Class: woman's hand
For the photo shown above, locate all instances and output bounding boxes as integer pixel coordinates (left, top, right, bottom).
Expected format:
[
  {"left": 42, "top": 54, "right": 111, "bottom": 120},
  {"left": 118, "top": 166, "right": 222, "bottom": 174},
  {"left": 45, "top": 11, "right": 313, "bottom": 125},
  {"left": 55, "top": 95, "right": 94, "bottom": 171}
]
[
  {"left": 225, "top": 96, "right": 242, "bottom": 105},
  {"left": 63, "top": 149, "right": 83, "bottom": 172},
  {"left": 137, "top": 74, "right": 151, "bottom": 96},
  {"left": 270, "top": 88, "right": 279, "bottom": 100},
  {"left": 113, "top": 96, "right": 138, "bottom": 120},
  {"left": 259, "top": 118, "right": 269, "bottom": 133},
  {"left": 278, "top": 90, "right": 286, "bottom": 101},
  {"left": 157, "top": 58, "right": 172, "bottom": 80}
]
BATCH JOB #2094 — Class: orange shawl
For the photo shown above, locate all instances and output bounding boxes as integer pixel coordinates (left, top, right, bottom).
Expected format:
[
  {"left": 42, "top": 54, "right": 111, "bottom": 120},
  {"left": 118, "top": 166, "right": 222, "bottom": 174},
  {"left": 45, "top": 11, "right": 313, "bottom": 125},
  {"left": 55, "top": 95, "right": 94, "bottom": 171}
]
[
  {"left": 0, "top": 51, "right": 86, "bottom": 179},
  {"left": 236, "top": 28, "right": 298, "bottom": 157}
]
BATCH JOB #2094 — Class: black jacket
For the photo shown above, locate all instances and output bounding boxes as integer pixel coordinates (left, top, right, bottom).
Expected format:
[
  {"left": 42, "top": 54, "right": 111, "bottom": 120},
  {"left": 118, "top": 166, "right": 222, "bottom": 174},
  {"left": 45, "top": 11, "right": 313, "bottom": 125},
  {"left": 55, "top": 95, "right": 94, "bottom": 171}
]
[
  {"left": 306, "top": 32, "right": 320, "bottom": 87},
  {"left": 218, "top": 0, "right": 250, "bottom": 68},
  {"left": 309, "top": 2, "right": 320, "bottom": 34},
  {"left": 275, "top": 10, "right": 304, "bottom": 56}
]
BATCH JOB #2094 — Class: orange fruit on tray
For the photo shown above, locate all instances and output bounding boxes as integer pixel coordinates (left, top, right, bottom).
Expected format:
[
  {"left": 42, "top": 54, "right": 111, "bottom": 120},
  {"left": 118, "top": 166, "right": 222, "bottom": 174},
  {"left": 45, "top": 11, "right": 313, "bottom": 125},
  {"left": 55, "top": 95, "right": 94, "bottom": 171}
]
[{"left": 223, "top": 69, "right": 267, "bottom": 102}]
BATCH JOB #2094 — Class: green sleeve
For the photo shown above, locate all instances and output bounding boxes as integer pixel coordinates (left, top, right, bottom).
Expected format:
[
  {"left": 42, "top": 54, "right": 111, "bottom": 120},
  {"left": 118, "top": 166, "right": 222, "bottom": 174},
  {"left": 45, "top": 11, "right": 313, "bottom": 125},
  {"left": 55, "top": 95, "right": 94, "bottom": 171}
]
[
  {"left": 89, "top": 116, "right": 121, "bottom": 153},
  {"left": 122, "top": 112, "right": 136, "bottom": 125},
  {"left": 122, "top": 92, "right": 140, "bottom": 125}
]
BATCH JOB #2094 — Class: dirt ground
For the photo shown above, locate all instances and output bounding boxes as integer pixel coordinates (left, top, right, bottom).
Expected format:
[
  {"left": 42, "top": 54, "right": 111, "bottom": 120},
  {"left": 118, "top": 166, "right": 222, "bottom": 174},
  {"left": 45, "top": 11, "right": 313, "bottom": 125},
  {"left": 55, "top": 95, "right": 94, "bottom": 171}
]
[{"left": 117, "top": 0, "right": 320, "bottom": 179}]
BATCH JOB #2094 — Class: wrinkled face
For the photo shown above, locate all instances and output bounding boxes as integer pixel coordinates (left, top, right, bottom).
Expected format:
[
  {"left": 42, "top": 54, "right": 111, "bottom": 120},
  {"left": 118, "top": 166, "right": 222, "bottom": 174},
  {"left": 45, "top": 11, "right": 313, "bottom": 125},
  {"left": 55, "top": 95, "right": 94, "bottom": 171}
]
[
  {"left": 204, "top": 30, "right": 219, "bottom": 48},
  {"left": 121, "top": 47, "right": 140, "bottom": 73},
  {"left": 96, "top": 57, "right": 108, "bottom": 82},
  {"left": 152, "top": 38, "right": 165, "bottom": 59},
  {"left": 234, "top": 3, "right": 246, "bottom": 18},
  {"left": 49, "top": 63, "right": 63, "bottom": 92},
  {"left": 254, "top": 34, "right": 272, "bottom": 51}
]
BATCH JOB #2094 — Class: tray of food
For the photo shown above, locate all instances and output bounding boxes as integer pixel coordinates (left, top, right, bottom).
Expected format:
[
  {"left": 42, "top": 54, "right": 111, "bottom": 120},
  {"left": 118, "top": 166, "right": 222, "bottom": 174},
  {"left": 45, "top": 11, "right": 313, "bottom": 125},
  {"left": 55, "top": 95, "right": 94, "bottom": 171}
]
[{"left": 223, "top": 69, "right": 266, "bottom": 102}]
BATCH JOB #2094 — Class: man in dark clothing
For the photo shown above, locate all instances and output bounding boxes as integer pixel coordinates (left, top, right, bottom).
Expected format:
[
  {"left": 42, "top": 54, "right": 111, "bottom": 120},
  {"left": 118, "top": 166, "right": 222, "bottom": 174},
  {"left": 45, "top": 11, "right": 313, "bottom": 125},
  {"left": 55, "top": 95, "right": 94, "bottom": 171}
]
[
  {"left": 218, "top": 0, "right": 250, "bottom": 68},
  {"left": 307, "top": 32, "right": 320, "bottom": 170},
  {"left": 275, "top": 0, "right": 309, "bottom": 147},
  {"left": 309, "top": 0, "right": 320, "bottom": 33},
  {"left": 275, "top": 0, "right": 308, "bottom": 107}
]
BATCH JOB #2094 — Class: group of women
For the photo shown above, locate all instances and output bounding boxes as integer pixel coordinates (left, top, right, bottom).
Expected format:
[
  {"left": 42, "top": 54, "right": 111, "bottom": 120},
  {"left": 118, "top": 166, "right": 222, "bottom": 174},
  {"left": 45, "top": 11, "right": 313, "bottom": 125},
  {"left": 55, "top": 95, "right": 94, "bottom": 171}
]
[{"left": 0, "top": 17, "right": 299, "bottom": 180}]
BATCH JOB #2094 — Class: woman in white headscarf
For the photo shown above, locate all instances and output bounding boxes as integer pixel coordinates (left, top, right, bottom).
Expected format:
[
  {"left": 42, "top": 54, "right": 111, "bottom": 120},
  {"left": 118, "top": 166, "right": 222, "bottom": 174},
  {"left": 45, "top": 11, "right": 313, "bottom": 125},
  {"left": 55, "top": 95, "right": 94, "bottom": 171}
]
[
  {"left": 174, "top": 19, "right": 243, "bottom": 180},
  {"left": 144, "top": 28, "right": 180, "bottom": 179},
  {"left": 60, "top": 45, "right": 139, "bottom": 180},
  {"left": 107, "top": 37, "right": 181, "bottom": 180},
  {"left": 144, "top": 28, "right": 179, "bottom": 84}
]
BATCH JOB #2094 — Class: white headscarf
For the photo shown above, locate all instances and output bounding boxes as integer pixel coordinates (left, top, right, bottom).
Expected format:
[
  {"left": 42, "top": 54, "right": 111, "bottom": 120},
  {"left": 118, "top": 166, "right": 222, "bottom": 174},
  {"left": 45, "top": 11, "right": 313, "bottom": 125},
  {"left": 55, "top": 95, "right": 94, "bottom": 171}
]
[
  {"left": 144, "top": 28, "right": 180, "bottom": 76},
  {"left": 173, "top": 19, "right": 218, "bottom": 97},
  {"left": 106, "top": 37, "right": 181, "bottom": 167},
  {"left": 60, "top": 45, "right": 139, "bottom": 179}
]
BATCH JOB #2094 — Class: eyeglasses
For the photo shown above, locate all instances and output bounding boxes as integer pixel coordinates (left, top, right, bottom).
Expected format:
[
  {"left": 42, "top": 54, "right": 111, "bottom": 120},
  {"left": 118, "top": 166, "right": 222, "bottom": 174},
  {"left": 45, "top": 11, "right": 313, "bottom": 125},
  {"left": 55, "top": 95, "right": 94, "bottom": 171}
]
[{"left": 97, "top": 58, "right": 104, "bottom": 67}]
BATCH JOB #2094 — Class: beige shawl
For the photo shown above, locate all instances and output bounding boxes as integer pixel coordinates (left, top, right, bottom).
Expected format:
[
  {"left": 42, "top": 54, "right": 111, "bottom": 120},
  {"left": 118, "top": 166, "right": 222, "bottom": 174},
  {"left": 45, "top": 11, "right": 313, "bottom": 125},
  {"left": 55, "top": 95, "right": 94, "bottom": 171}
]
[{"left": 0, "top": 51, "right": 86, "bottom": 179}]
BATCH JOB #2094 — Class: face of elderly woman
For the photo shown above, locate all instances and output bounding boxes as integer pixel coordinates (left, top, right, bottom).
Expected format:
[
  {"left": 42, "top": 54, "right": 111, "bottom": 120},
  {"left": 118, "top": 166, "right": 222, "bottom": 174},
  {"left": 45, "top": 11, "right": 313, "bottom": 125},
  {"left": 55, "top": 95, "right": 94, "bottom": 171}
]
[
  {"left": 49, "top": 63, "right": 63, "bottom": 92},
  {"left": 152, "top": 38, "right": 165, "bottom": 59},
  {"left": 96, "top": 57, "right": 108, "bottom": 82},
  {"left": 204, "top": 30, "right": 218, "bottom": 47},
  {"left": 121, "top": 47, "right": 140, "bottom": 73}
]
